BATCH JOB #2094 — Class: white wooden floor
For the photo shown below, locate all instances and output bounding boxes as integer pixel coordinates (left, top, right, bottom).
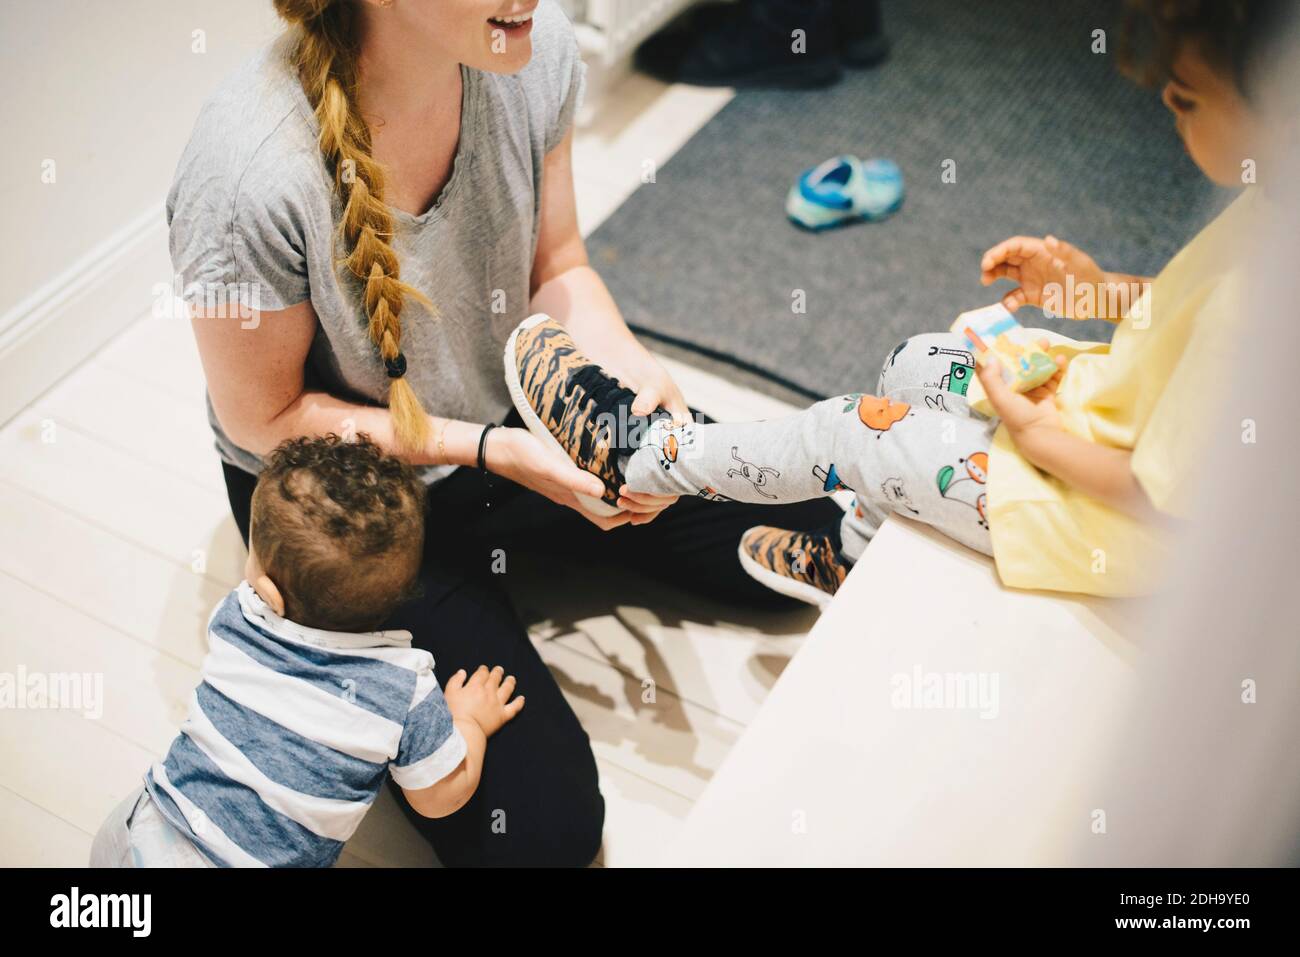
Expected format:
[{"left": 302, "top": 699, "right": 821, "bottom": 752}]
[{"left": 0, "top": 74, "right": 833, "bottom": 867}]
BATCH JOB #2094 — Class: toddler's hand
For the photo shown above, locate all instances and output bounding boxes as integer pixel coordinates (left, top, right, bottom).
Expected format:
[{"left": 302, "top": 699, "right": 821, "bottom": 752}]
[
  {"left": 626, "top": 356, "right": 691, "bottom": 425},
  {"left": 975, "top": 343, "right": 1068, "bottom": 440},
  {"left": 445, "top": 665, "right": 524, "bottom": 738},
  {"left": 980, "top": 235, "right": 1108, "bottom": 319}
]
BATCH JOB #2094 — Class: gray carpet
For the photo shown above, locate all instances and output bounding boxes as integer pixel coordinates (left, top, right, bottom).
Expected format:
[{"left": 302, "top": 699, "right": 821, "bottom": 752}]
[{"left": 587, "top": 0, "right": 1233, "bottom": 403}]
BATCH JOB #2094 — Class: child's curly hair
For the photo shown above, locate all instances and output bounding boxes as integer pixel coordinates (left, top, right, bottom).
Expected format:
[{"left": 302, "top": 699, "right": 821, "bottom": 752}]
[
  {"left": 250, "top": 434, "right": 426, "bottom": 631},
  {"left": 1119, "top": 0, "right": 1290, "bottom": 97}
]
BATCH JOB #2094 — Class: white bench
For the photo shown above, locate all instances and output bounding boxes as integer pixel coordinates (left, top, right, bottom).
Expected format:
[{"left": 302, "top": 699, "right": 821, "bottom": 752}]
[{"left": 658, "top": 515, "right": 1142, "bottom": 866}]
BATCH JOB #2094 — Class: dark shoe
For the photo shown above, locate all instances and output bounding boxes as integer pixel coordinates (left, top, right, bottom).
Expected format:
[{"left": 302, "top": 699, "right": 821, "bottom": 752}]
[
  {"left": 635, "top": 0, "right": 887, "bottom": 89},
  {"left": 834, "top": 0, "right": 890, "bottom": 67},
  {"left": 635, "top": 0, "right": 842, "bottom": 89}
]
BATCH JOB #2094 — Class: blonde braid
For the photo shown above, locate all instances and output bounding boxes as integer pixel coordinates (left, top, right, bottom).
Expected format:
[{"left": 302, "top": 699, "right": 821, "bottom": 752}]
[{"left": 274, "top": 0, "right": 434, "bottom": 452}]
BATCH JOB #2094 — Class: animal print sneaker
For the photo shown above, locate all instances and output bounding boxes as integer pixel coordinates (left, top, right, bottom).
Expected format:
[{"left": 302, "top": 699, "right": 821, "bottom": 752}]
[
  {"left": 504, "top": 314, "right": 663, "bottom": 516},
  {"left": 738, "top": 525, "right": 850, "bottom": 608}
]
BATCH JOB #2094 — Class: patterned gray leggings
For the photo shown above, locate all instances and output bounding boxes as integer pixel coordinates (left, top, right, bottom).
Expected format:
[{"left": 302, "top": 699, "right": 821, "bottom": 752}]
[{"left": 623, "top": 333, "right": 997, "bottom": 560}]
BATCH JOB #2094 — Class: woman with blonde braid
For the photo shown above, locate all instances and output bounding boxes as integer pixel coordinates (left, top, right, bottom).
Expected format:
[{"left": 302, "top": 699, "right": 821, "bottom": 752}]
[{"left": 170, "top": 0, "right": 839, "bottom": 866}]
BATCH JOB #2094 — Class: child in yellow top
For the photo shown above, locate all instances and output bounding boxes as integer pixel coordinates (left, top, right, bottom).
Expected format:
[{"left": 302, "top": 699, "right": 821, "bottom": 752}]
[
  {"left": 974, "top": 190, "right": 1251, "bottom": 595},
  {"left": 502, "top": 0, "right": 1280, "bottom": 604},
  {"left": 965, "top": 0, "right": 1281, "bottom": 593}
]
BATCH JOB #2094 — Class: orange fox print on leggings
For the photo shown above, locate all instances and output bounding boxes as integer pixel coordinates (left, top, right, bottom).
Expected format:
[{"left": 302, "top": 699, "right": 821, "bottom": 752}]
[{"left": 846, "top": 394, "right": 912, "bottom": 436}]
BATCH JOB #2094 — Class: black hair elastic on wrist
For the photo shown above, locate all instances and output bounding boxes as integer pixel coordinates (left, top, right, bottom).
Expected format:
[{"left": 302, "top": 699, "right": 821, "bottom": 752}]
[
  {"left": 477, "top": 423, "right": 499, "bottom": 472},
  {"left": 384, "top": 352, "right": 407, "bottom": 379}
]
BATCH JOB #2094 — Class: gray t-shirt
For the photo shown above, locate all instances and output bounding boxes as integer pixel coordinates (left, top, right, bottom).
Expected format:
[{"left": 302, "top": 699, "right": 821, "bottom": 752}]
[{"left": 166, "top": 0, "right": 585, "bottom": 483}]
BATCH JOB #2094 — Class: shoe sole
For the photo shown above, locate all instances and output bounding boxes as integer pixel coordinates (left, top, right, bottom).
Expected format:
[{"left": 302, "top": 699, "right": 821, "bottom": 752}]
[
  {"left": 788, "top": 195, "right": 905, "bottom": 233},
  {"left": 736, "top": 540, "right": 833, "bottom": 609},
  {"left": 502, "top": 313, "right": 622, "bottom": 517}
]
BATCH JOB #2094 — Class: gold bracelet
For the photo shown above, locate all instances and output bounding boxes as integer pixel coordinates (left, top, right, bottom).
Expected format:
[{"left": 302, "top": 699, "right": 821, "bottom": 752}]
[{"left": 435, "top": 419, "right": 447, "bottom": 465}]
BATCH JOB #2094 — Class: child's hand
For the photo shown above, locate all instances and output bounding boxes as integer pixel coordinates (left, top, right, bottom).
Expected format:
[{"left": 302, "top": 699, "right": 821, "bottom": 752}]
[
  {"left": 444, "top": 666, "right": 524, "bottom": 738},
  {"left": 975, "top": 344, "right": 1068, "bottom": 443},
  {"left": 980, "top": 235, "right": 1108, "bottom": 319}
]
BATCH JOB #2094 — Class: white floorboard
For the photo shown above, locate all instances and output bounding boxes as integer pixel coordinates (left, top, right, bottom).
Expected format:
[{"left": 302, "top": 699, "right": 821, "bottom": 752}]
[{"left": 0, "top": 786, "right": 93, "bottom": 868}]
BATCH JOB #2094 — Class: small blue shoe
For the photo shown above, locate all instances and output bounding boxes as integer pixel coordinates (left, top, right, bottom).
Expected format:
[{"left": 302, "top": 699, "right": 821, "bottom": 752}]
[{"left": 786, "top": 155, "right": 904, "bottom": 231}]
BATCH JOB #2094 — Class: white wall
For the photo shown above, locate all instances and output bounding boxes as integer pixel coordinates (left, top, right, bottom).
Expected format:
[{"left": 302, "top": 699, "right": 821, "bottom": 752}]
[{"left": 2, "top": 0, "right": 283, "bottom": 318}]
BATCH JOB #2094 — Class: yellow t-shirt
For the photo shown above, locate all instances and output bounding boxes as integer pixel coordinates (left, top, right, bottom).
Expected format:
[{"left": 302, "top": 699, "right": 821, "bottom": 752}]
[{"left": 968, "top": 190, "right": 1254, "bottom": 596}]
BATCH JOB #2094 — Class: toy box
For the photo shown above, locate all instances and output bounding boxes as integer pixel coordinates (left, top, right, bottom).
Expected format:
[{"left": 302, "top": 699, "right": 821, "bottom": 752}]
[{"left": 951, "top": 304, "right": 1057, "bottom": 392}]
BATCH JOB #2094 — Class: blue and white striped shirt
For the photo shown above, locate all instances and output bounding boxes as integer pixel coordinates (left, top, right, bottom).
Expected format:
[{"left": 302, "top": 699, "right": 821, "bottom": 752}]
[{"left": 144, "top": 581, "right": 465, "bottom": 867}]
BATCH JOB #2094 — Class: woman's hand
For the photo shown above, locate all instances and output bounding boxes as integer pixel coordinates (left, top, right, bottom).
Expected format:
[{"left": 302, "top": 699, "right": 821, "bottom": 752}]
[
  {"left": 980, "top": 235, "right": 1108, "bottom": 319},
  {"left": 484, "top": 427, "right": 634, "bottom": 531},
  {"left": 616, "top": 486, "right": 678, "bottom": 526},
  {"left": 975, "top": 345, "right": 1069, "bottom": 447}
]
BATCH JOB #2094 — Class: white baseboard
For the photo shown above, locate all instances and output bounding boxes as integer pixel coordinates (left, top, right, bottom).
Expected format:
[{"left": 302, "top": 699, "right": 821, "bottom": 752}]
[{"left": 0, "top": 206, "right": 169, "bottom": 427}]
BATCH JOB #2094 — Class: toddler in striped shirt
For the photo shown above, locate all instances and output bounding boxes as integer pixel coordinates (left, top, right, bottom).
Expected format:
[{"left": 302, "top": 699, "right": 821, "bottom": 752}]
[{"left": 90, "top": 434, "right": 523, "bottom": 867}]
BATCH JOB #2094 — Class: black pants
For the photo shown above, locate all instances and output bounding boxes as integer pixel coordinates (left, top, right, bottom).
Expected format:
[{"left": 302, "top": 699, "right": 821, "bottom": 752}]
[{"left": 221, "top": 410, "right": 840, "bottom": 866}]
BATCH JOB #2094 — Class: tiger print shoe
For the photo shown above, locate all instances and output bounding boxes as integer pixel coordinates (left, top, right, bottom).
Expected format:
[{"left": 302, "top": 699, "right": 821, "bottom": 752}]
[
  {"left": 504, "top": 313, "right": 660, "bottom": 516},
  {"left": 737, "top": 525, "right": 850, "bottom": 608}
]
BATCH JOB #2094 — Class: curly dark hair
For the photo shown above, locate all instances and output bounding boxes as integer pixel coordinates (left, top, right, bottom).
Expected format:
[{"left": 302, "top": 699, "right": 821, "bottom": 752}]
[
  {"left": 250, "top": 433, "right": 426, "bottom": 631},
  {"left": 1119, "top": 0, "right": 1291, "bottom": 97}
]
